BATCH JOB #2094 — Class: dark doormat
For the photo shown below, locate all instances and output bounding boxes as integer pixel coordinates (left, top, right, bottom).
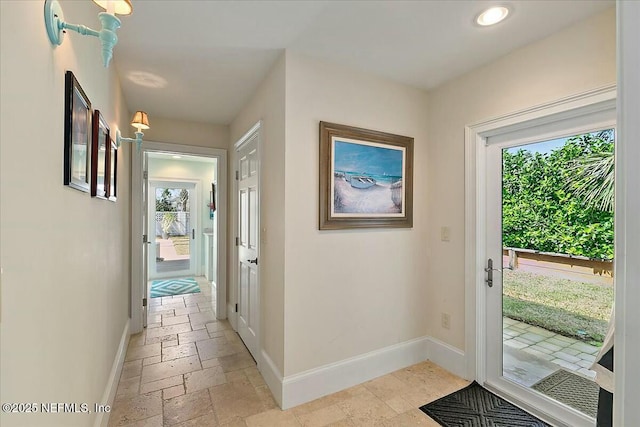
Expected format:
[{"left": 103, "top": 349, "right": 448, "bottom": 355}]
[
  {"left": 531, "top": 369, "right": 599, "bottom": 418},
  {"left": 419, "top": 381, "right": 550, "bottom": 426}
]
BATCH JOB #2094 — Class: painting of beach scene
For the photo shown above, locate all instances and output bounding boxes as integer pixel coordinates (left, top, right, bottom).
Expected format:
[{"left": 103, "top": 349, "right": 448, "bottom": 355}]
[
  {"left": 319, "top": 121, "right": 413, "bottom": 229},
  {"left": 332, "top": 138, "right": 405, "bottom": 216}
]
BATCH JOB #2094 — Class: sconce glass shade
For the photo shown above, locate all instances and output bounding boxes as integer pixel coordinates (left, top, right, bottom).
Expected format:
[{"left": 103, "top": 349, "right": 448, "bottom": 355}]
[
  {"left": 93, "top": 0, "right": 133, "bottom": 15},
  {"left": 131, "top": 111, "right": 150, "bottom": 130}
]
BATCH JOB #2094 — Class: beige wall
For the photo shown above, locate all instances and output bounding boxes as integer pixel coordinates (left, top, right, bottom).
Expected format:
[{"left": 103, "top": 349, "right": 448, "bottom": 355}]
[
  {"left": 229, "top": 54, "right": 287, "bottom": 374},
  {"left": 0, "top": 1, "right": 131, "bottom": 426},
  {"left": 426, "top": 8, "right": 616, "bottom": 349},
  {"left": 283, "top": 53, "right": 430, "bottom": 375},
  {"left": 144, "top": 117, "right": 229, "bottom": 150}
]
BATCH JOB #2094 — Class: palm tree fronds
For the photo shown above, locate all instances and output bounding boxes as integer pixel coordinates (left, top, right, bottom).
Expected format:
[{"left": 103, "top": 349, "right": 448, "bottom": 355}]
[{"left": 566, "top": 152, "right": 614, "bottom": 212}]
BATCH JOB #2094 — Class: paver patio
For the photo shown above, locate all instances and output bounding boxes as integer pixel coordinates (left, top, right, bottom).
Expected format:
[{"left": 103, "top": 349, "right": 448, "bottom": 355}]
[{"left": 503, "top": 317, "right": 600, "bottom": 386}]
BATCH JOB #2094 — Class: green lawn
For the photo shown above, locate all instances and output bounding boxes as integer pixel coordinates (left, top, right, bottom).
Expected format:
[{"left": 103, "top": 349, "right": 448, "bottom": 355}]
[
  {"left": 502, "top": 270, "right": 613, "bottom": 345},
  {"left": 169, "top": 236, "right": 190, "bottom": 256}
]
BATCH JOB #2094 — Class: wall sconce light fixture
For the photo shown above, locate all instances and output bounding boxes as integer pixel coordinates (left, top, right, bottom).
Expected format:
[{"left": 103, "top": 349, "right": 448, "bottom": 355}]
[
  {"left": 44, "top": 0, "right": 133, "bottom": 67},
  {"left": 116, "top": 111, "right": 149, "bottom": 151}
]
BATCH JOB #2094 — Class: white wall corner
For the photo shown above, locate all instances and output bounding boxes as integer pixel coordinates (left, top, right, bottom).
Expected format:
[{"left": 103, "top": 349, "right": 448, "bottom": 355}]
[
  {"left": 281, "top": 336, "right": 430, "bottom": 410},
  {"left": 425, "top": 336, "right": 466, "bottom": 379},
  {"left": 260, "top": 350, "right": 284, "bottom": 408},
  {"left": 227, "top": 303, "right": 238, "bottom": 330},
  {"left": 95, "top": 319, "right": 130, "bottom": 427}
]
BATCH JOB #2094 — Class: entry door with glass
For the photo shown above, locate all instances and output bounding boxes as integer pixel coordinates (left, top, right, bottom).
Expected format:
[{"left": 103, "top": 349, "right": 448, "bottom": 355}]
[
  {"left": 484, "top": 128, "right": 615, "bottom": 426},
  {"left": 149, "top": 181, "right": 197, "bottom": 279}
]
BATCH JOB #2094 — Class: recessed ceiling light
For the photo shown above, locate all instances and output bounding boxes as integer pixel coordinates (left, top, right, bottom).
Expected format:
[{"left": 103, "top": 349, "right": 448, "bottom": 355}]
[
  {"left": 172, "top": 155, "right": 182, "bottom": 159},
  {"left": 476, "top": 6, "right": 510, "bottom": 26}
]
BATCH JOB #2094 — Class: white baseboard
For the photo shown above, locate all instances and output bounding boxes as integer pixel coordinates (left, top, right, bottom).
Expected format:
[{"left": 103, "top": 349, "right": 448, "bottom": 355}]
[
  {"left": 255, "top": 336, "right": 467, "bottom": 411},
  {"left": 95, "top": 319, "right": 130, "bottom": 427},
  {"left": 260, "top": 350, "right": 284, "bottom": 408},
  {"left": 280, "top": 336, "right": 430, "bottom": 409},
  {"left": 425, "top": 336, "right": 466, "bottom": 378}
]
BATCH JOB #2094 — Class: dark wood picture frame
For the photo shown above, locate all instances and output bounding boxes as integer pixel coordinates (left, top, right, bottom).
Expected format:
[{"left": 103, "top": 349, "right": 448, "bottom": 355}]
[
  {"left": 319, "top": 121, "right": 414, "bottom": 230},
  {"left": 64, "top": 71, "right": 92, "bottom": 192},
  {"left": 91, "top": 110, "right": 110, "bottom": 198},
  {"left": 108, "top": 138, "right": 118, "bottom": 202}
]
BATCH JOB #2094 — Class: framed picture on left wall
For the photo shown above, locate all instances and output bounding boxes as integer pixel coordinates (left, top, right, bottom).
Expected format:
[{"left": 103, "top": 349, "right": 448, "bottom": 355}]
[
  {"left": 91, "top": 110, "right": 110, "bottom": 198},
  {"left": 64, "top": 71, "right": 92, "bottom": 192}
]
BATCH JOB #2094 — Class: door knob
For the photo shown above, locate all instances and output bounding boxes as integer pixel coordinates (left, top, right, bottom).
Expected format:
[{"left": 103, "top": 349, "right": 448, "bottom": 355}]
[{"left": 247, "top": 258, "right": 258, "bottom": 265}]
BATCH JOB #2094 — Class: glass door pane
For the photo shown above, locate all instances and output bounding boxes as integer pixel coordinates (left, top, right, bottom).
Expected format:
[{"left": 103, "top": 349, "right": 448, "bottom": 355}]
[
  {"left": 501, "top": 130, "right": 615, "bottom": 419},
  {"left": 155, "top": 186, "right": 193, "bottom": 276}
]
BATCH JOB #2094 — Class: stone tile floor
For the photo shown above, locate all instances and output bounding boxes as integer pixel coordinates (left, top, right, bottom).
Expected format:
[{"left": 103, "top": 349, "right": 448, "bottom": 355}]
[
  {"left": 503, "top": 317, "right": 600, "bottom": 387},
  {"left": 109, "top": 277, "right": 468, "bottom": 426}
]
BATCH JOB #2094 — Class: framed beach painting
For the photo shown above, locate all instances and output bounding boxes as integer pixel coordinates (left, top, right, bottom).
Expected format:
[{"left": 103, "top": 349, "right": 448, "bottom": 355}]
[
  {"left": 64, "top": 71, "right": 92, "bottom": 192},
  {"left": 91, "top": 110, "right": 109, "bottom": 198},
  {"left": 319, "top": 121, "right": 414, "bottom": 229}
]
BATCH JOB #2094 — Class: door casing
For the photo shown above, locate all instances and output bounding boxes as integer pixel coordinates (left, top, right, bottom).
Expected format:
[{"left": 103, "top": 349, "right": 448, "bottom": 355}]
[
  {"left": 131, "top": 141, "right": 228, "bottom": 334},
  {"left": 464, "top": 85, "right": 616, "bottom": 426}
]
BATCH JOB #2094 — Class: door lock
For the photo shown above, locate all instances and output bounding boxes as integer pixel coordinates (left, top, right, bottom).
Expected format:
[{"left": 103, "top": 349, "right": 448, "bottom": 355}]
[{"left": 247, "top": 258, "right": 258, "bottom": 265}]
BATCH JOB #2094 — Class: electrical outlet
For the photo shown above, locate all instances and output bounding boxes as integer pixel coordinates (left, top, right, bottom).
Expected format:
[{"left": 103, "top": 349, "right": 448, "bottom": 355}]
[{"left": 441, "top": 313, "right": 451, "bottom": 330}]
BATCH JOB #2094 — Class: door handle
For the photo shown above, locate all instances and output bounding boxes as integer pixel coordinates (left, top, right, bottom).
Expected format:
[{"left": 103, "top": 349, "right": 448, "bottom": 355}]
[
  {"left": 247, "top": 258, "right": 258, "bottom": 265},
  {"left": 192, "top": 229, "right": 195, "bottom": 239},
  {"left": 485, "top": 258, "right": 496, "bottom": 287},
  {"left": 484, "top": 258, "right": 513, "bottom": 287}
]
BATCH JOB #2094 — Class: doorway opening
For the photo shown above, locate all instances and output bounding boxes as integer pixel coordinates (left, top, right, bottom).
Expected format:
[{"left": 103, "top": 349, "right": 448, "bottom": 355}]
[
  {"left": 130, "top": 141, "right": 227, "bottom": 334},
  {"left": 500, "top": 130, "right": 615, "bottom": 419},
  {"left": 145, "top": 153, "right": 219, "bottom": 325}
]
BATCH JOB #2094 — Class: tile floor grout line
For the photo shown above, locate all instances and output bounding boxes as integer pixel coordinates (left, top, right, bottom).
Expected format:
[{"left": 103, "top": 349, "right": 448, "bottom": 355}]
[{"left": 114, "top": 276, "right": 461, "bottom": 426}]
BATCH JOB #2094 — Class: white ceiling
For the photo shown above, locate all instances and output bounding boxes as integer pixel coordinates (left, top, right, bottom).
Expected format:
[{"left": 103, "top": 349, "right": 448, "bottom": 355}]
[{"left": 114, "top": 0, "right": 613, "bottom": 125}]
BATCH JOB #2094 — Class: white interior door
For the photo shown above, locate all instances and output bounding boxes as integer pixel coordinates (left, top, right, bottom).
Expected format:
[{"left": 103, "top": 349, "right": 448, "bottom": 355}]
[{"left": 236, "top": 131, "right": 260, "bottom": 361}]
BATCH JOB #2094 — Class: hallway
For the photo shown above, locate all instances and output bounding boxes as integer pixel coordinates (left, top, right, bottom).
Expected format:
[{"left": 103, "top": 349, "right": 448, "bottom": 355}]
[{"left": 109, "top": 280, "right": 468, "bottom": 426}]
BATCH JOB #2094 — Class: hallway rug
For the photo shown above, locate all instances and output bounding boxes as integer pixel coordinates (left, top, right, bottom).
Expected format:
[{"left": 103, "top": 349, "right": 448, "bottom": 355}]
[
  {"left": 150, "top": 278, "right": 200, "bottom": 298},
  {"left": 532, "top": 369, "right": 599, "bottom": 418},
  {"left": 419, "top": 381, "right": 550, "bottom": 426}
]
